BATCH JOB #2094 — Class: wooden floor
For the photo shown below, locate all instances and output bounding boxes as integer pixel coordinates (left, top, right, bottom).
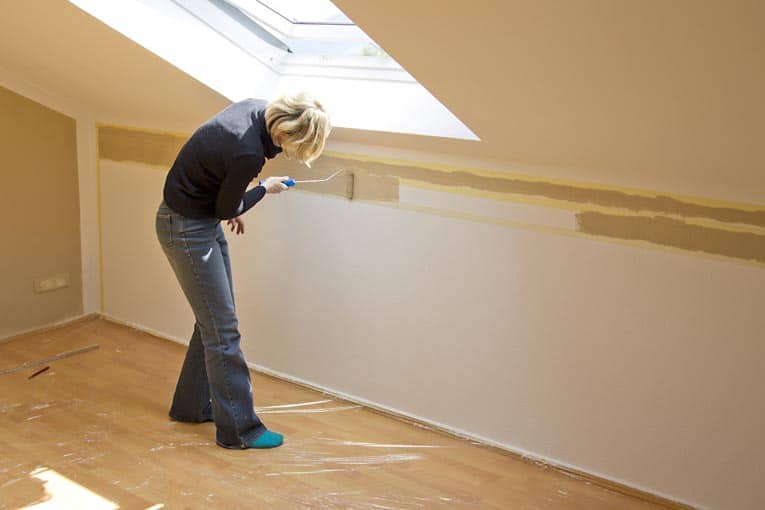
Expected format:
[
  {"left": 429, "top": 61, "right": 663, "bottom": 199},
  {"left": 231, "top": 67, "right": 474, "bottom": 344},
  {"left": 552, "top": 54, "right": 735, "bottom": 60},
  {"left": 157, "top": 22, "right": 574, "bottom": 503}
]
[{"left": 0, "top": 319, "right": 675, "bottom": 510}]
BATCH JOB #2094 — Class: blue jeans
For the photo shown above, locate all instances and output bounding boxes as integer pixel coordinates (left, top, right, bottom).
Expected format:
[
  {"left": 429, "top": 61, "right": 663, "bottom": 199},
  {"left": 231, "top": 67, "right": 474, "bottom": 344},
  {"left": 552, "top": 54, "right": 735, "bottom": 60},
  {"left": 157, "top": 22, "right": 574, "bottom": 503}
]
[{"left": 155, "top": 201, "right": 266, "bottom": 448}]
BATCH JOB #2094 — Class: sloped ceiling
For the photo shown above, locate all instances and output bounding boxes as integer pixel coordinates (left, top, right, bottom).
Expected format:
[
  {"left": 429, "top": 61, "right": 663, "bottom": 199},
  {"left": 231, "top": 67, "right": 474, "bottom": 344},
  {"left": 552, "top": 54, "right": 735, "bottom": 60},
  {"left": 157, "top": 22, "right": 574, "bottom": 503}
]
[
  {"left": 331, "top": 0, "right": 765, "bottom": 200},
  {"left": 0, "top": 0, "right": 229, "bottom": 131},
  {"left": 1, "top": 0, "right": 763, "bottom": 200}
]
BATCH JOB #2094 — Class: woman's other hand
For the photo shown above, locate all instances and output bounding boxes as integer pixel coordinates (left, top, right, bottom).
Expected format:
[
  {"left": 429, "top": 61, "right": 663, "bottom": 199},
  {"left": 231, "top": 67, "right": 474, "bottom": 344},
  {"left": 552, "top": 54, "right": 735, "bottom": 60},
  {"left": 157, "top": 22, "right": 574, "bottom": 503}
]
[
  {"left": 227, "top": 216, "right": 245, "bottom": 235},
  {"left": 261, "top": 176, "right": 290, "bottom": 194}
]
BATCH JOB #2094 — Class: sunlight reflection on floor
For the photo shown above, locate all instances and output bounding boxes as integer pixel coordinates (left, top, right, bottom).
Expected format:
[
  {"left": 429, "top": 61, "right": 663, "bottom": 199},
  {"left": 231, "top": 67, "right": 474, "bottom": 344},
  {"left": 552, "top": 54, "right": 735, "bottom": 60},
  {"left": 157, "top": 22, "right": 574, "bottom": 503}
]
[{"left": 26, "top": 467, "right": 119, "bottom": 510}]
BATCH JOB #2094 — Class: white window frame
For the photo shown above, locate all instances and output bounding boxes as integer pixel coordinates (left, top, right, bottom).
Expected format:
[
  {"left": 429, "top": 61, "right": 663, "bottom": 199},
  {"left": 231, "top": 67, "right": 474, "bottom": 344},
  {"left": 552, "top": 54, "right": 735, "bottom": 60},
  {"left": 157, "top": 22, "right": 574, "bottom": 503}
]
[
  {"left": 173, "top": 0, "right": 414, "bottom": 82},
  {"left": 68, "top": 0, "right": 479, "bottom": 140}
]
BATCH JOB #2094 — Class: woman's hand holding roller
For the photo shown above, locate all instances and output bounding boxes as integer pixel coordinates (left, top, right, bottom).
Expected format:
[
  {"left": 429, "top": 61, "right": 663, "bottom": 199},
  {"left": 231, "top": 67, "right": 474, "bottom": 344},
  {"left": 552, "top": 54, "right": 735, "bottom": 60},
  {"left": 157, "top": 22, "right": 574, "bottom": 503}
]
[{"left": 261, "top": 176, "right": 290, "bottom": 194}]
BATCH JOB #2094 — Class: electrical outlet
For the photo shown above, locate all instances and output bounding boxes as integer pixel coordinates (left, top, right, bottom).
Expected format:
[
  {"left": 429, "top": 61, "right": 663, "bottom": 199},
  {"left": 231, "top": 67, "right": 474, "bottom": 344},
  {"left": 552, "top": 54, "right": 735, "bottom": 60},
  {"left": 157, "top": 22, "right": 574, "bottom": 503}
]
[{"left": 34, "top": 274, "right": 70, "bottom": 293}]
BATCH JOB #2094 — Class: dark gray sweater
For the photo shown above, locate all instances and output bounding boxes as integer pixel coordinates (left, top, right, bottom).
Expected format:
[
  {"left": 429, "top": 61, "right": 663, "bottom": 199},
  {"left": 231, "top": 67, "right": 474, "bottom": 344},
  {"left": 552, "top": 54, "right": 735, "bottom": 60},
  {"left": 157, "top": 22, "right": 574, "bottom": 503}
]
[{"left": 163, "top": 99, "right": 282, "bottom": 219}]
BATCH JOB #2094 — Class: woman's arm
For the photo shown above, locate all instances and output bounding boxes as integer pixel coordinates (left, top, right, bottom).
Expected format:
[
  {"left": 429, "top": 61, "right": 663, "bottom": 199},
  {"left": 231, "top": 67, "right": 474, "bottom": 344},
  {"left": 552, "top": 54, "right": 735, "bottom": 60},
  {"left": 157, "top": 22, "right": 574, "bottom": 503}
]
[
  {"left": 215, "top": 155, "right": 267, "bottom": 219},
  {"left": 225, "top": 176, "right": 290, "bottom": 235}
]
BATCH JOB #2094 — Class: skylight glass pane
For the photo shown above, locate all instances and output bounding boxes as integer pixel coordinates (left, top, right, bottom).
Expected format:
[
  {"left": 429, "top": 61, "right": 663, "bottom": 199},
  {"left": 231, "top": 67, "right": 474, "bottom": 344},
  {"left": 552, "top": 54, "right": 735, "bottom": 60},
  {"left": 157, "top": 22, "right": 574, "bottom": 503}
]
[
  {"left": 217, "top": 0, "right": 390, "bottom": 60},
  {"left": 233, "top": 0, "right": 352, "bottom": 25}
]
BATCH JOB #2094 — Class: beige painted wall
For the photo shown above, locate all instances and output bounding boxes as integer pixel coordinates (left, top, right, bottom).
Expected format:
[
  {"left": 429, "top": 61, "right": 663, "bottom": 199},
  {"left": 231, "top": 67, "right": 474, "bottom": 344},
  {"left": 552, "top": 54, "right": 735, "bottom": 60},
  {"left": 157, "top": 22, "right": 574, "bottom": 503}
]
[
  {"left": 100, "top": 153, "right": 764, "bottom": 510},
  {"left": 0, "top": 86, "right": 82, "bottom": 338}
]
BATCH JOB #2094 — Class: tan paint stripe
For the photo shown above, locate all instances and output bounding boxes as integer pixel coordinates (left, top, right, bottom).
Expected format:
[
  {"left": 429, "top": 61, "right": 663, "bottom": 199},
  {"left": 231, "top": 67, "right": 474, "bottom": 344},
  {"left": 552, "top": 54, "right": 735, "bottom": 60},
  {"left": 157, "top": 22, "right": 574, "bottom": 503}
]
[
  {"left": 576, "top": 212, "right": 765, "bottom": 264},
  {"left": 319, "top": 155, "right": 765, "bottom": 227},
  {"left": 99, "top": 126, "right": 186, "bottom": 168},
  {"left": 327, "top": 150, "right": 765, "bottom": 215},
  {"left": 97, "top": 125, "right": 765, "bottom": 265},
  {"left": 97, "top": 126, "right": 400, "bottom": 202},
  {"left": 267, "top": 156, "right": 399, "bottom": 202},
  {"left": 97, "top": 126, "right": 764, "bottom": 228},
  {"left": 400, "top": 179, "right": 765, "bottom": 236}
]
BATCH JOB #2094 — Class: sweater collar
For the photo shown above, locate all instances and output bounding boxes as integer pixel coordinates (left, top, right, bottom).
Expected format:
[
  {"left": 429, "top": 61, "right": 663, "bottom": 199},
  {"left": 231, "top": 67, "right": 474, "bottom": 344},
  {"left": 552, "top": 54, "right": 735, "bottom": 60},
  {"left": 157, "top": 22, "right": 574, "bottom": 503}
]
[{"left": 258, "top": 108, "right": 282, "bottom": 160}]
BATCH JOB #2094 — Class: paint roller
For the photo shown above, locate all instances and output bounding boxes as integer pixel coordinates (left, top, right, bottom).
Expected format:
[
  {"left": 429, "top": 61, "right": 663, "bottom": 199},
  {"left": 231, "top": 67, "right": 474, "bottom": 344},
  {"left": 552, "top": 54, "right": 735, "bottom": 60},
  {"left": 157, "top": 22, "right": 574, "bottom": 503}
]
[
  {"left": 281, "top": 169, "right": 344, "bottom": 188},
  {"left": 280, "top": 170, "right": 354, "bottom": 199}
]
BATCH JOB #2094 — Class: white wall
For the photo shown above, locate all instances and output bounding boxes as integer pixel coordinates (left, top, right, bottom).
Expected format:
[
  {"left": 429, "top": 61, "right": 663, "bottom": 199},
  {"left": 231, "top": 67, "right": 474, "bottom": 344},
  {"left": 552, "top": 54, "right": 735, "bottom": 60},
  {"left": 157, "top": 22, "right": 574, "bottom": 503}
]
[{"left": 101, "top": 158, "right": 765, "bottom": 510}]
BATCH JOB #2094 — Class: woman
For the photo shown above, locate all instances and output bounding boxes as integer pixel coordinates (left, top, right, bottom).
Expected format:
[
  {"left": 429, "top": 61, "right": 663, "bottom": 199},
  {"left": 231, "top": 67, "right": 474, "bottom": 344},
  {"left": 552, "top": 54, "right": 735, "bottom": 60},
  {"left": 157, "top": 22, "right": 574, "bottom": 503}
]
[{"left": 155, "top": 93, "right": 330, "bottom": 449}]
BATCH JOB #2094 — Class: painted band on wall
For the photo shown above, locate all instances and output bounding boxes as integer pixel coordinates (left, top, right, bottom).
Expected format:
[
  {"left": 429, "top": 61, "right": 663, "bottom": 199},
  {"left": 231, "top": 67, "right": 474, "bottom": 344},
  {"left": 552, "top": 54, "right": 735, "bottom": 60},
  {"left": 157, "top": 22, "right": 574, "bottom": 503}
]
[
  {"left": 98, "top": 125, "right": 765, "bottom": 266},
  {"left": 576, "top": 212, "right": 765, "bottom": 264}
]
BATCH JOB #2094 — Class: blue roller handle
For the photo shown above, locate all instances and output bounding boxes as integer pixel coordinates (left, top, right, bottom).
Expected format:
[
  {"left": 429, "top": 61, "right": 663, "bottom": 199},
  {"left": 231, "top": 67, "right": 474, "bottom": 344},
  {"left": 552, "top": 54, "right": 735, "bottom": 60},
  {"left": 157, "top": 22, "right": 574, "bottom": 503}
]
[{"left": 261, "top": 178, "right": 296, "bottom": 187}]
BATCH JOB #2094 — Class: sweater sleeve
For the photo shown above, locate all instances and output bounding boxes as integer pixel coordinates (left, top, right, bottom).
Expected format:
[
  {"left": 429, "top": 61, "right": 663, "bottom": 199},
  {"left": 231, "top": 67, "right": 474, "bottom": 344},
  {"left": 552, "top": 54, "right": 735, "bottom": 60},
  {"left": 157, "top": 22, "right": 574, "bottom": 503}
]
[{"left": 215, "top": 155, "right": 266, "bottom": 219}]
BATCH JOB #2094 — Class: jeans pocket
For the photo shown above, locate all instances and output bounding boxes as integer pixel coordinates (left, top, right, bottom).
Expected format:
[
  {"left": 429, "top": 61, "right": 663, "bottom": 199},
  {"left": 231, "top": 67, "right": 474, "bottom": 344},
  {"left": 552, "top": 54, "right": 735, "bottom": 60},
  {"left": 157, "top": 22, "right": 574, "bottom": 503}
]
[{"left": 156, "top": 213, "right": 174, "bottom": 248}]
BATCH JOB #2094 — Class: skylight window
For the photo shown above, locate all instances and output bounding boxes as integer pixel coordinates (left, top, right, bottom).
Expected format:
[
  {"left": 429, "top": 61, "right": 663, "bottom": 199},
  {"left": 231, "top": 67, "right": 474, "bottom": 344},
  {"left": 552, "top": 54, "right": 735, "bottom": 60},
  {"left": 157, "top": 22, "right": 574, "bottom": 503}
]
[
  {"left": 176, "top": 0, "right": 396, "bottom": 75},
  {"left": 69, "top": 0, "right": 479, "bottom": 140}
]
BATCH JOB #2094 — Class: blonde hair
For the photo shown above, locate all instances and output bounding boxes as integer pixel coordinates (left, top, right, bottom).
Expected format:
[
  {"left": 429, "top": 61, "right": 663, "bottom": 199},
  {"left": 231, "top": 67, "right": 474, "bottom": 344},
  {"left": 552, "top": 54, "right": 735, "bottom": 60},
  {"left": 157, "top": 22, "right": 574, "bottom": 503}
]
[{"left": 265, "top": 93, "right": 331, "bottom": 167}]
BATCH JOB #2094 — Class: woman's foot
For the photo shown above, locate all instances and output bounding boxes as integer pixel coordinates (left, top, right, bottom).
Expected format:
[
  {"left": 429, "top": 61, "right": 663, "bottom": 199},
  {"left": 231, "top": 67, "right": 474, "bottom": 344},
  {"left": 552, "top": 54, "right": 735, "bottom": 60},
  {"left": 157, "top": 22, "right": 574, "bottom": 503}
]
[{"left": 247, "top": 430, "right": 283, "bottom": 449}]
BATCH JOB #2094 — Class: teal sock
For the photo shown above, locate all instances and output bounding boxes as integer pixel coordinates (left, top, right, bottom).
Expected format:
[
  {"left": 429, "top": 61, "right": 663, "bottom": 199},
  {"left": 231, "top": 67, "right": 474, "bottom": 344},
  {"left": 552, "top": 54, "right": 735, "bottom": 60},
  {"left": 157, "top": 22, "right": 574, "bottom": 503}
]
[{"left": 247, "top": 430, "right": 283, "bottom": 449}]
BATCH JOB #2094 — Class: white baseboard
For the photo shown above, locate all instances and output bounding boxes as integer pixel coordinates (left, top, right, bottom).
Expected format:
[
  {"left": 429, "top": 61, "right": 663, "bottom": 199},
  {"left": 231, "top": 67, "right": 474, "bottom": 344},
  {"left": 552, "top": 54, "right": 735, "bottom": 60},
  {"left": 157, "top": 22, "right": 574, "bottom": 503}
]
[
  {"left": 95, "top": 314, "right": 700, "bottom": 510},
  {"left": 98, "top": 313, "right": 190, "bottom": 346},
  {"left": 0, "top": 313, "right": 99, "bottom": 344},
  {"left": 245, "top": 361, "right": 701, "bottom": 509}
]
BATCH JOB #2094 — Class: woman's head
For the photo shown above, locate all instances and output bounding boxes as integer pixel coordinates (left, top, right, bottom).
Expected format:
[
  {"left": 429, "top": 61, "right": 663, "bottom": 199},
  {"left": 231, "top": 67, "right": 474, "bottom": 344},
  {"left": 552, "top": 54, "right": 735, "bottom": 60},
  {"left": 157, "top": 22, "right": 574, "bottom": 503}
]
[{"left": 265, "top": 92, "right": 331, "bottom": 167}]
